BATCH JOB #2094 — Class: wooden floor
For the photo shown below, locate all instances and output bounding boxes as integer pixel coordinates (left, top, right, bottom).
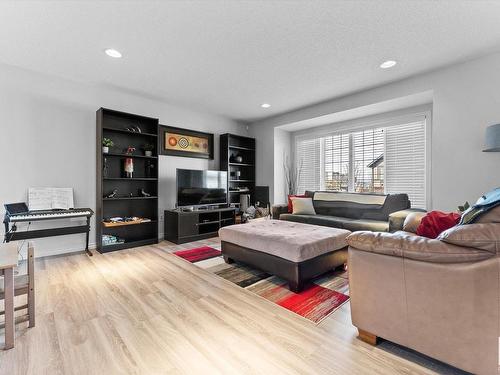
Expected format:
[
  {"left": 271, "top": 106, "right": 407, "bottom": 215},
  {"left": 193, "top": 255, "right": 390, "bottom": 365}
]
[{"left": 0, "top": 238, "right": 439, "bottom": 375}]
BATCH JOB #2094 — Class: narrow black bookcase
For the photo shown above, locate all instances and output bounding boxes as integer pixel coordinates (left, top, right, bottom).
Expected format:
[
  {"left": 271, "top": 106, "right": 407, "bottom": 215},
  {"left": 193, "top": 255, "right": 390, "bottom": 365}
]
[
  {"left": 96, "top": 108, "right": 159, "bottom": 253},
  {"left": 220, "top": 134, "right": 256, "bottom": 208}
]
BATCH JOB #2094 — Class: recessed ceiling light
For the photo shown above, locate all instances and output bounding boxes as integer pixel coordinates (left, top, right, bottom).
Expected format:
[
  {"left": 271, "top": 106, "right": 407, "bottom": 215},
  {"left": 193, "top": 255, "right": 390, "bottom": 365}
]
[
  {"left": 380, "top": 60, "right": 397, "bottom": 69},
  {"left": 104, "top": 48, "right": 122, "bottom": 58},
  {"left": 261, "top": 103, "right": 271, "bottom": 108}
]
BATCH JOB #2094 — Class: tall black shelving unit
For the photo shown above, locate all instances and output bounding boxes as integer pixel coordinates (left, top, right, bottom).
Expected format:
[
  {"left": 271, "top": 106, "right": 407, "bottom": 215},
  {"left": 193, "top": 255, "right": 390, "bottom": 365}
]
[
  {"left": 220, "top": 134, "right": 256, "bottom": 208},
  {"left": 96, "top": 108, "right": 159, "bottom": 253}
]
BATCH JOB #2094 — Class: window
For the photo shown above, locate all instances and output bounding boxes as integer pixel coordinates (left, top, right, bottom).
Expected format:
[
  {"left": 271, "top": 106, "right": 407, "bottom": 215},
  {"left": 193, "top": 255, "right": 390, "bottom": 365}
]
[
  {"left": 353, "top": 128, "right": 385, "bottom": 194},
  {"left": 295, "top": 116, "right": 427, "bottom": 208},
  {"left": 324, "top": 133, "right": 349, "bottom": 192}
]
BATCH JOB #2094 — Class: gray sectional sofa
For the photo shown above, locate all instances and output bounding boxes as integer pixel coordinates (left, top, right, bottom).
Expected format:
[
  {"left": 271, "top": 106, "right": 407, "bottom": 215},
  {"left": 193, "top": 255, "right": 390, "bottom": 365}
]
[{"left": 272, "top": 191, "right": 423, "bottom": 232}]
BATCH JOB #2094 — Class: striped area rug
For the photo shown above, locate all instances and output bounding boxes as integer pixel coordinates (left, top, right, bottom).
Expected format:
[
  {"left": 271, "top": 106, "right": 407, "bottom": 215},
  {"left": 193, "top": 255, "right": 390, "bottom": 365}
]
[{"left": 174, "top": 246, "right": 349, "bottom": 324}]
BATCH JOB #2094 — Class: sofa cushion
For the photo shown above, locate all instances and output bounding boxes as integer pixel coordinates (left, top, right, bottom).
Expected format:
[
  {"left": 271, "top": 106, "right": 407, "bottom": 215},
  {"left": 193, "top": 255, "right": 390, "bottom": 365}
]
[
  {"left": 476, "top": 205, "right": 500, "bottom": 223},
  {"left": 280, "top": 213, "right": 389, "bottom": 232},
  {"left": 308, "top": 191, "right": 410, "bottom": 221},
  {"left": 362, "top": 193, "right": 411, "bottom": 221},
  {"left": 347, "top": 231, "right": 494, "bottom": 263},
  {"left": 311, "top": 191, "right": 385, "bottom": 219},
  {"left": 287, "top": 194, "right": 306, "bottom": 213},
  {"left": 341, "top": 219, "right": 389, "bottom": 233},
  {"left": 437, "top": 223, "right": 500, "bottom": 253},
  {"left": 279, "top": 214, "right": 347, "bottom": 228},
  {"left": 403, "top": 211, "right": 427, "bottom": 233},
  {"left": 291, "top": 197, "right": 316, "bottom": 215}
]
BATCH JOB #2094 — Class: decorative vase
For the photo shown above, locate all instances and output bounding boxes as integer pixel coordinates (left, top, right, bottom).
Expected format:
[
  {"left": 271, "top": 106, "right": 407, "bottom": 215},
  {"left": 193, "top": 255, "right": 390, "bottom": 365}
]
[
  {"left": 145, "top": 161, "right": 155, "bottom": 178},
  {"left": 103, "top": 158, "right": 109, "bottom": 178},
  {"left": 240, "top": 194, "right": 251, "bottom": 213},
  {"left": 235, "top": 155, "right": 243, "bottom": 163},
  {"left": 103, "top": 146, "right": 109, "bottom": 153},
  {"left": 145, "top": 150, "right": 152, "bottom": 157}
]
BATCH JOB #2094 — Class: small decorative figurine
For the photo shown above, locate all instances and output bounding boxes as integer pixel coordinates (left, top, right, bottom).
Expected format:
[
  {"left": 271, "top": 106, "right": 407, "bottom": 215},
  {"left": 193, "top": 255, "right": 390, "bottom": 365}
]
[
  {"left": 126, "top": 125, "right": 142, "bottom": 133},
  {"left": 125, "top": 146, "right": 136, "bottom": 155},
  {"left": 103, "top": 157, "right": 109, "bottom": 178},
  {"left": 145, "top": 160, "right": 155, "bottom": 178},
  {"left": 139, "top": 189, "right": 151, "bottom": 197},
  {"left": 124, "top": 147, "right": 136, "bottom": 178},
  {"left": 105, "top": 189, "right": 118, "bottom": 198}
]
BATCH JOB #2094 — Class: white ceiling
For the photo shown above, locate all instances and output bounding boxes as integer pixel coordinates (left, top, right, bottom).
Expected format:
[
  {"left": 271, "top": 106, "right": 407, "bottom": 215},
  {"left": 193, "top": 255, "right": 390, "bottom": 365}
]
[{"left": 1, "top": 1, "right": 500, "bottom": 122}]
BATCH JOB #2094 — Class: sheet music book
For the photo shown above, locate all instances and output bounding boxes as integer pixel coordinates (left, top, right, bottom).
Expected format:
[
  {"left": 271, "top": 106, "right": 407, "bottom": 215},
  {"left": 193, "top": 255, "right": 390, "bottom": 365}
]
[{"left": 28, "top": 188, "right": 74, "bottom": 211}]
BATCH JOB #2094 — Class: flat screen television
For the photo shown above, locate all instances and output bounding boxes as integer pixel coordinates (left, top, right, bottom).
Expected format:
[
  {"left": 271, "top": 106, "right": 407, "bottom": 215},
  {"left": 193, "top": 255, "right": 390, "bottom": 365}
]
[{"left": 176, "top": 169, "right": 228, "bottom": 207}]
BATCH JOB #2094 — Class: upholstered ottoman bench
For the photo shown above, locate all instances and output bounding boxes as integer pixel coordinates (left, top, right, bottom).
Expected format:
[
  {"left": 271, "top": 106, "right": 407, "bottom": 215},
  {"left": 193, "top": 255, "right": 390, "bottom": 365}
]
[{"left": 218, "top": 219, "right": 350, "bottom": 292}]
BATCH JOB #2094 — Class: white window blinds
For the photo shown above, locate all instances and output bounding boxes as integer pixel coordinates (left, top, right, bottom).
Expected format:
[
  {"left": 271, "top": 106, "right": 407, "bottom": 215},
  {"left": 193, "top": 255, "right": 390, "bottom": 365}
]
[
  {"left": 296, "top": 138, "right": 321, "bottom": 194},
  {"left": 385, "top": 120, "right": 426, "bottom": 209}
]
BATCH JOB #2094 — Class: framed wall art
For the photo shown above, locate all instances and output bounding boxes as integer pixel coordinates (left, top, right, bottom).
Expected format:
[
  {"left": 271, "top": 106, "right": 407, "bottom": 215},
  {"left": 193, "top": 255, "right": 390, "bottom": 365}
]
[{"left": 160, "top": 125, "right": 214, "bottom": 159}]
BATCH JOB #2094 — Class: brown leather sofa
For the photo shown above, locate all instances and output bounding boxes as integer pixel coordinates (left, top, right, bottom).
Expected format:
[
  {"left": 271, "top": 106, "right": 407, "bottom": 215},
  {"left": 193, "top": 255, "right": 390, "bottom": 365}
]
[{"left": 347, "top": 212, "right": 500, "bottom": 374}]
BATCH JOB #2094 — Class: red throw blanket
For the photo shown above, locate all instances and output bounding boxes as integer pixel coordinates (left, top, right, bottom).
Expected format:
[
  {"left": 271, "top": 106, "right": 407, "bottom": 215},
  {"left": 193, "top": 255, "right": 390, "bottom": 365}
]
[{"left": 416, "top": 211, "right": 461, "bottom": 239}]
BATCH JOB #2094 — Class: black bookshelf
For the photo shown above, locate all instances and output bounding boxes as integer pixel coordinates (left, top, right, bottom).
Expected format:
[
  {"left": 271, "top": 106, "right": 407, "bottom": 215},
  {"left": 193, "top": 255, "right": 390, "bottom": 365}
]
[
  {"left": 96, "top": 108, "right": 159, "bottom": 253},
  {"left": 220, "top": 134, "right": 256, "bottom": 208}
]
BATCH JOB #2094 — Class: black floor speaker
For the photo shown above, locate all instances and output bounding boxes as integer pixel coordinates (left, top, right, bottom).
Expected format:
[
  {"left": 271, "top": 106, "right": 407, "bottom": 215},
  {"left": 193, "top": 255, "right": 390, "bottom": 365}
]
[{"left": 255, "top": 186, "right": 270, "bottom": 207}]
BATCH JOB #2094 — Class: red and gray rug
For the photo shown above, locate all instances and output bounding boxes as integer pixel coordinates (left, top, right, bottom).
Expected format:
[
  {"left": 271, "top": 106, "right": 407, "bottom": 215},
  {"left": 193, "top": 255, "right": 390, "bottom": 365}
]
[{"left": 174, "top": 245, "right": 349, "bottom": 324}]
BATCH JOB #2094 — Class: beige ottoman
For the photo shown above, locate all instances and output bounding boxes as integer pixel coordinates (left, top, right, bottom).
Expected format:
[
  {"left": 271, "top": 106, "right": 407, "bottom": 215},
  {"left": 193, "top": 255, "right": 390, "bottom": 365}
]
[{"left": 219, "top": 219, "right": 350, "bottom": 292}]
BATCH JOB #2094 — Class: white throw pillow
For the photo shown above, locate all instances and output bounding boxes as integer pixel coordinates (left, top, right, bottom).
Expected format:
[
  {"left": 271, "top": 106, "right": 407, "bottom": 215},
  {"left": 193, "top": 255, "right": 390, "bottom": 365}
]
[{"left": 291, "top": 197, "right": 316, "bottom": 215}]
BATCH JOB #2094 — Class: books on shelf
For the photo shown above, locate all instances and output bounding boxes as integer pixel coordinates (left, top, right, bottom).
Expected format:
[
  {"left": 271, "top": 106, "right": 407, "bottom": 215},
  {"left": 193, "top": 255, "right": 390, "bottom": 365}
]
[
  {"left": 102, "top": 235, "right": 125, "bottom": 246},
  {"left": 103, "top": 217, "right": 152, "bottom": 227}
]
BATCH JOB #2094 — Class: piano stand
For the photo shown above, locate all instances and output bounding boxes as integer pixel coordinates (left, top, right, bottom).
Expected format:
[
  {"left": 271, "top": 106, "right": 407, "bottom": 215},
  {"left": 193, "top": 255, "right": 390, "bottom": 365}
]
[
  {"left": 85, "top": 216, "right": 92, "bottom": 256},
  {"left": 4, "top": 208, "right": 94, "bottom": 256}
]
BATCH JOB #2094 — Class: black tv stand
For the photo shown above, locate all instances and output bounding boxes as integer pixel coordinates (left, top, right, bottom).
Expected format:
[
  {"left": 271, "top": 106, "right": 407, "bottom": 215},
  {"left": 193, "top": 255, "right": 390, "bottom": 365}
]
[{"left": 164, "top": 207, "right": 236, "bottom": 244}]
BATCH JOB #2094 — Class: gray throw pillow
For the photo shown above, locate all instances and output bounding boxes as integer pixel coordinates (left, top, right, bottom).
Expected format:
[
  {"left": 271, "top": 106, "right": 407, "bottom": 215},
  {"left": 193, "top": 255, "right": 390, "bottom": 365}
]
[{"left": 292, "top": 197, "right": 316, "bottom": 215}]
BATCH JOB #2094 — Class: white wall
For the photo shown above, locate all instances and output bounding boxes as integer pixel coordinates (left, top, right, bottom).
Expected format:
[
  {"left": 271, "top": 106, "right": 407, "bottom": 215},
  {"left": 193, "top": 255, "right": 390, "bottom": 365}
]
[
  {"left": 250, "top": 52, "right": 500, "bottom": 210},
  {"left": 273, "top": 128, "right": 292, "bottom": 203},
  {"left": 249, "top": 124, "right": 274, "bottom": 203},
  {"left": 0, "top": 64, "right": 245, "bottom": 257}
]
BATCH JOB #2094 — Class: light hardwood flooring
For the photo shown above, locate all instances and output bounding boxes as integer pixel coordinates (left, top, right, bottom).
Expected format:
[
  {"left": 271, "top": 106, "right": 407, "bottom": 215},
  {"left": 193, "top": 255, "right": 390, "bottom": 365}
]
[{"left": 0, "top": 238, "right": 440, "bottom": 375}]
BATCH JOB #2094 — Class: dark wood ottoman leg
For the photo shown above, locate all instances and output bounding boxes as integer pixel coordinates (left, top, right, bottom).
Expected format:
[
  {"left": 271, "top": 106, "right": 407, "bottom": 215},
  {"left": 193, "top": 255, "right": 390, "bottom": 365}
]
[{"left": 223, "top": 255, "right": 234, "bottom": 264}]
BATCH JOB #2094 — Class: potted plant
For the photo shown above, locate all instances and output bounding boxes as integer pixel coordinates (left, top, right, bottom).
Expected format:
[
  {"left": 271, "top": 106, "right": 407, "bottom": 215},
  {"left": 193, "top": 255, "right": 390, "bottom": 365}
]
[
  {"left": 102, "top": 138, "right": 114, "bottom": 153},
  {"left": 143, "top": 143, "right": 155, "bottom": 157}
]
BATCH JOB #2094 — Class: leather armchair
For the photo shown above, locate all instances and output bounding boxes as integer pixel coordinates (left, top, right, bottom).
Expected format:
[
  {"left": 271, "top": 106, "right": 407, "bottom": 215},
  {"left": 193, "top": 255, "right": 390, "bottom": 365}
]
[{"left": 347, "top": 223, "right": 500, "bottom": 374}]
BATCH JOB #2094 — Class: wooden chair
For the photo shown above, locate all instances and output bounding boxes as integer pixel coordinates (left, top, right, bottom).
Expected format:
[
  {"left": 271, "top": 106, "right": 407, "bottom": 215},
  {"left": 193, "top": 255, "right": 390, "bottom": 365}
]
[{"left": 0, "top": 242, "right": 35, "bottom": 329}]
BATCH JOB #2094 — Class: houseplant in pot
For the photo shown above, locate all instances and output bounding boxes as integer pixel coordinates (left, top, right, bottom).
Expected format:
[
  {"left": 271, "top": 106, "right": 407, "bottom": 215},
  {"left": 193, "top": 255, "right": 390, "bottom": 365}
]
[
  {"left": 142, "top": 143, "right": 155, "bottom": 157},
  {"left": 102, "top": 138, "right": 114, "bottom": 153}
]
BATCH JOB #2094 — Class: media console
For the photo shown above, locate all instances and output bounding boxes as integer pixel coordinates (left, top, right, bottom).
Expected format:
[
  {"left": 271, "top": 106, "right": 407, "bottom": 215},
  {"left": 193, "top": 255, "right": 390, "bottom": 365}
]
[{"left": 164, "top": 207, "right": 236, "bottom": 244}]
